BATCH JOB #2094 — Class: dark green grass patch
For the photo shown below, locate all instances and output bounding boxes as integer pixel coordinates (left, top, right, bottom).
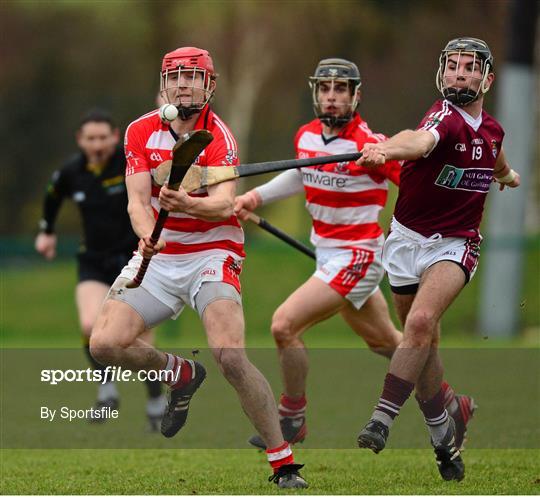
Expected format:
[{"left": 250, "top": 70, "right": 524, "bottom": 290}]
[{"left": 1, "top": 448, "right": 539, "bottom": 494}]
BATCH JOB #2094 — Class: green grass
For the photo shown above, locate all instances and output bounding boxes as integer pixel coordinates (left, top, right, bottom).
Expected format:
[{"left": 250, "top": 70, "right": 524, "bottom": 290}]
[
  {"left": 1, "top": 448, "right": 539, "bottom": 494},
  {"left": 1, "top": 242, "right": 538, "bottom": 495},
  {"left": 2, "top": 241, "right": 539, "bottom": 349}
]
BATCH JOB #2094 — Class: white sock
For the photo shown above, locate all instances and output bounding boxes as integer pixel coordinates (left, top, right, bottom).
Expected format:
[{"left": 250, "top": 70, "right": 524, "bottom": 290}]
[
  {"left": 146, "top": 394, "right": 166, "bottom": 417},
  {"left": 372, "top": 409, "right": 394, "bottom": 428},
  {"left": 97, "top": 381, "right": 118, "bottom": 402},
  {"left": 427, "top": 415, "right": 450, "bottom": 445}
]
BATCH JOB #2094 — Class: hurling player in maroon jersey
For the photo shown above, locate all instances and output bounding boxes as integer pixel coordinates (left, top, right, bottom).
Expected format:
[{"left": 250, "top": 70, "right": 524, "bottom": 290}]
[
  {"left": 356, "top": 38, "right": 520, "bottom": 481},
  {"left": 235, "top": 58, "right": 475, "bottom": 454}
]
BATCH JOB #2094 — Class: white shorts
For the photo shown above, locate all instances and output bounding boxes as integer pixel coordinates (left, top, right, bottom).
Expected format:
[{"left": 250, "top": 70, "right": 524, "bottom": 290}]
[
  {"left": 383, "top": 218, "right": 482, "bottom": 294},
  {"left": 314, "top": 246, "right": 384, "bottom": 309},
  {"left": 116, "top": 251, "right": 243, "bottom": 318}
]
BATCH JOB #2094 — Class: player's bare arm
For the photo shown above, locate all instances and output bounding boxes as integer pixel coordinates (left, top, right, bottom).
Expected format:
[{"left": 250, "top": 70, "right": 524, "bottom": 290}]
[
  {"left": 493, "top": 146, "right": 520, "bottom": 190},
  {"left": 126, "top": 172, "right": 166, "bottom": 257},
  {"left": 357, "top": 129, "right": 436, "bottom": 167},
  {"left": 159, "top": 179, "right": 236, "bottom": 221}
]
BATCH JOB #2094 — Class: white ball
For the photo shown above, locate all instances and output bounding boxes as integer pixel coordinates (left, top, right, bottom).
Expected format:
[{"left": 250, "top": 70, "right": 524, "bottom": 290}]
[{"left": 159, "top": 104, "right": 178, "bottom": 122}]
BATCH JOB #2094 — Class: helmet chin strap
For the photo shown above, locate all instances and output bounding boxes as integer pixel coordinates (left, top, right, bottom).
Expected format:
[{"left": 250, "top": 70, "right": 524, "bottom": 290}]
[
  {"left": 176, "top": 105, "right": 202, "bottom": 120},
  {"left": 318, "top": 112, "right": 353, "bottom": 128},
  {"left": 442, "top": 87, "right": 479, "bottom": 107}
]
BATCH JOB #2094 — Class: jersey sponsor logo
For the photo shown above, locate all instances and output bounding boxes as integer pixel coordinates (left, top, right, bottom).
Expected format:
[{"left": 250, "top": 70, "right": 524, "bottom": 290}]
[
  {"left": 471, "top": 138, "right": 484, "bottom": 145},
  {"left": 455, "top": 143, "right": 466, "bottom": 152},
  {"left": 302, "top": 169, "right": 348, "bottom": 188},
  {"left": 150, "top": 151, "right": 164, "bottom": 162},
  {"left": 435, "top": 165, "right": 493, "bottom": 193},
  {"left": 201, "top": 268, "right": 216, "bottom": 277}
]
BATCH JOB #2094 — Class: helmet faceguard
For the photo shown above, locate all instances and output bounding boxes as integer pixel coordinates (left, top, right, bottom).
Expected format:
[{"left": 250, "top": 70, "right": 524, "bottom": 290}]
[
  {"left": 436, "top": 37, "right": 494, "bottom": 107},
  {"left": 160, "top": 47, "right": 217, "bottom": 120},
  {"left": 309, "top": 58, "right": 361, "bottom": 128}
]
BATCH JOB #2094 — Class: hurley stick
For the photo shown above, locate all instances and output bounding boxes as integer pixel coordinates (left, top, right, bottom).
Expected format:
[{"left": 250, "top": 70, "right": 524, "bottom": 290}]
[
  {"left": 245, "top": 212, "right": 315, "bottom": 260},
  {"left": 126, "top": 129, "right": 214, "bottom": 288}
]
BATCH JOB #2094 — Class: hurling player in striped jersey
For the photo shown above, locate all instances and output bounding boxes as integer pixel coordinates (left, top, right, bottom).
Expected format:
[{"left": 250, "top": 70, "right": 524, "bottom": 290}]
[
  {"left": 235, "top": 58, "right": 475, "bottom": 452},
  {"left": 89, "top": 47, "right": 307, "bottom": 489},
  {"left": 356, "top": 37, "right": 519, "bottom": 481}
]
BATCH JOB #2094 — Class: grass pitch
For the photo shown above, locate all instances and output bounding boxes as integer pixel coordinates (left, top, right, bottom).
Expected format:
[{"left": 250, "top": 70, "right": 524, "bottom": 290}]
[
  {"left": 1, "top": 244, "right": 538, "bottom": 494},
  {"left": 1, "top": 448, "right": 539, "bottom": 494}
]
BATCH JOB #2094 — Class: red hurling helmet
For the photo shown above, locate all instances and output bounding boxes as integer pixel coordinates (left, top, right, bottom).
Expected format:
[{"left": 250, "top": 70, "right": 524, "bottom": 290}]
[{"left": 160, "top": 47, "right": 217, "bottom": 120}]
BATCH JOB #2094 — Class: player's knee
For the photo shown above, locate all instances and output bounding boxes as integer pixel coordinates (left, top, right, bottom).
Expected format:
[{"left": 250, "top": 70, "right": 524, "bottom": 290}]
[
  {"left": 216, "top": 348, "right": 248, "bottom": 383},
  {"left": 271, "top": 312, "right": 297, "bottom": 346},
  {"left": 88, "top": 334, "right": 115, "bottom": 365},
  {"left": 89, "top": 330, "right": 133, "bottom": 365},
  {"left": 365, "top": 332, "right": 400, "bottom": 358},
  {"left": 404, "top": 310, "right": 437, "bottom": 346}
]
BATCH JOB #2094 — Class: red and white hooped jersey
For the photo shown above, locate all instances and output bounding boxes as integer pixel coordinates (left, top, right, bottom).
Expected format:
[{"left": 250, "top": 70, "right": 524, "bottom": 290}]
[
  {"left": 124, "top": 106, "right": 244, "bottom": 258},
  {"left": 294, "top": 113, "right": 401, "bottom": 249}
]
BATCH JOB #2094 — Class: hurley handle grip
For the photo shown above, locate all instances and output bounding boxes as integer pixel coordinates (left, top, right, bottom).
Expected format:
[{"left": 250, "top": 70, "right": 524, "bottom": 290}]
[{"left": 125, "top": 210, "right": 169, "bottom": 289}]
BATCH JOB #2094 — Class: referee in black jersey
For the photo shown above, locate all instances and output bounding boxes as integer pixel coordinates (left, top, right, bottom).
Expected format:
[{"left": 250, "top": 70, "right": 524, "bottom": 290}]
[{"left": 35, "top": 109, "right": 166, "bottom": 430}]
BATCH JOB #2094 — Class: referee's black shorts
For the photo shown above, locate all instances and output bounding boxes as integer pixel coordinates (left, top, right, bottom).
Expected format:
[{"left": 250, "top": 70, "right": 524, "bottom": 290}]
[{"left": 77, "top": 251, "right": 134, "bottom": 286}]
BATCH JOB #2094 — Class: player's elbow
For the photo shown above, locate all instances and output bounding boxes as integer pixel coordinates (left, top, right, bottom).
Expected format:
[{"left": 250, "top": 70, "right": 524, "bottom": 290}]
[
  {"left": 127, "top": 199, "right": 146, "bottom": 219},
  {"left": 127, "top": 200, "right": 137, "bottom": 218},
  {"left": 413, "top": 130, "right": 436, "bottom": 158}
]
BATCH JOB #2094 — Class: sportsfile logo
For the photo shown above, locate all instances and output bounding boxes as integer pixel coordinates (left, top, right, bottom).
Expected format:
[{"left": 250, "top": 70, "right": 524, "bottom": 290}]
[{"left": 40, "top": 366, "right": 179, "bottom": 385}]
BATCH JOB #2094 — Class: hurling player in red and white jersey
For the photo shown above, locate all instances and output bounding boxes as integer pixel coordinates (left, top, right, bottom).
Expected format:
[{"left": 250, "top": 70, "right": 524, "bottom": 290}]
[
  {"left": 235, "top": 58, "right": 472, "bottom": 451},
  {"left": 90, "top": 47, "right": 307, "bottom": 489},
  {"left": 356, "top": 38, "right": 520, "bottom": 481}
]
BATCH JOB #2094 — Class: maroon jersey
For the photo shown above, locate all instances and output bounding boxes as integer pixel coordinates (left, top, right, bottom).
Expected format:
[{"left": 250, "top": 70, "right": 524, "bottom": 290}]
[{"left": 394, "top": 99, "right": 504, "bottom": 238}]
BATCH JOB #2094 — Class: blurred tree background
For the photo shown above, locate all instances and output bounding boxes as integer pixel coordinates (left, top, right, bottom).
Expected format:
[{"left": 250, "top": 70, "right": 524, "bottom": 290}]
[
  {"left": 4, "top": 0, "right": 534, "bottom": 234},
  {"left": 0, "top": 0, "right": 538, "bottom": 340}
]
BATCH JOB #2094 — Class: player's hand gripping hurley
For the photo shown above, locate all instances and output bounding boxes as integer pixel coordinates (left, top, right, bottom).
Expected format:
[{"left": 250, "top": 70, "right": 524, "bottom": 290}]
[{"left": 126, "top": 130, "right": 214, "bottom": 289}]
